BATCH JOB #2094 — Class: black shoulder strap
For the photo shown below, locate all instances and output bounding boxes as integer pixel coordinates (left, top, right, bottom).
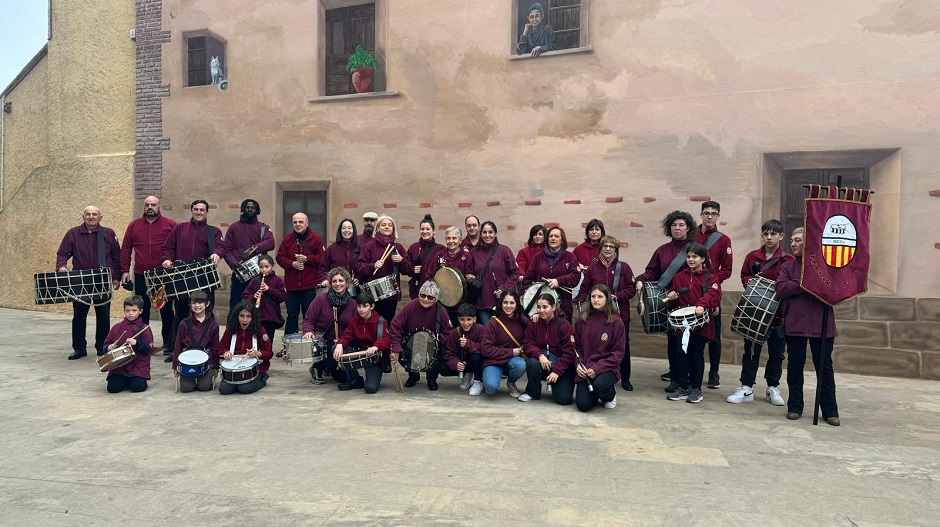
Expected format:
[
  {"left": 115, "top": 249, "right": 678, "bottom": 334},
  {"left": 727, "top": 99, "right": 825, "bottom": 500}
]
[
  {"left": 296, "top": 233, "right": 318, "bottom": 256},
  {"left": 416, "top": 244, "right": 438, "bottom": 267},
  {"left": 612, "top": 261, "right": 622, "bottom": 293},
  {"left": 705, "top": 230, "right": 723, "bottom": 250},
  {"left": 260, "top": 224, "right": 267, "bottom": 241},
  {"left": 96, "top": 230, "right": 106, "bottom": 268},
  {"left": 760, "top": 258, "right": 780, "bottom": 273},
  {"left": 480, "top": 245, "right": 499, "bottom": 279},
  {"left": 702, "top": 271, "right": 711, "bottom": 296},
  {"left": 523, "top": 283, "right": 547, "bottom": 316},
  {"left": 657, "top": 242, "right": 692, "bottom": 289},
  {"left": 377, "top": 317, "right": 384, "bottom": 340},
  {"left": 206, "top": 224, "right": 216, "bottom": 256}
]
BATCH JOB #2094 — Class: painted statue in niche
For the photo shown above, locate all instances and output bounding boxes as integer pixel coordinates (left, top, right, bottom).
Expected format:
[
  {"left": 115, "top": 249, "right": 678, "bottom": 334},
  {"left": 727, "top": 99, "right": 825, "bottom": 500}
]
[
  {"left": 210, "top": 56, "right": 228, "bottom": 91},
  {"left": 517, "top": 2, "right": 556, "bottom": 57}
]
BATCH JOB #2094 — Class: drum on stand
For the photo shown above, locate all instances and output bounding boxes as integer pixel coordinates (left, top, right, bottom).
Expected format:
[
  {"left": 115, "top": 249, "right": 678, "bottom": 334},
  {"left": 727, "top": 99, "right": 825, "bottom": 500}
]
[
  {"left": 144, "top": 259, "right": 221, "bottom": 300},
  {"left": 363, "top": 275, "right": 399, "bottom": 302},
  {"left": 434, "top": 267, "right": 466, "bottom": 308},
  {"left": 34, "top": 267, "right": 114, "bottom": 306},
  {"left": 730, "top": 276, "right": 781, "bottom": 344},
  {"left": 637, "top": 283, "right": 670, "bottom": 334}
]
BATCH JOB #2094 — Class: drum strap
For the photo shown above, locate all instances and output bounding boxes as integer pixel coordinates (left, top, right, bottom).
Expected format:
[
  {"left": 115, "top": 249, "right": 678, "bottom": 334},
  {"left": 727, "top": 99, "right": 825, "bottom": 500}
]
[
  {"left": 704, "top": 230, "right": 723, "bottom": 251},
  {"left": 229, "top": 332, "right": 258, "bottom": 354},
  {"left": 479, "top": 246, "right": 499, "bottom": 283},
  {"left": 760, "top": 258, "right": 780, "bottom": 273},
  {"left": 185, "top": 316, "right": 214, "bottom": 350},
  {"left": 611, "top": 261, "right": 622, "bottom": 293},
  {"left": 524, "top": 283, "right": 548, "bottom": 315},
  {"left": 377, "top": 317, "right": 384, "bottom": 340},
  {"left": 415, "top": 243, "right": 439, "bottom": 267},
  {"left": 206, "top": 224, "right": 216, "bottom": 256},
  {"left": 657, "top": 242, "right": 692, "bottom": 289},
  {"left": 492, "top": 317, "right": 522, "bottom": 348},
  {"left": 96, "top": 230, "right": 106, "bottom": 268}
]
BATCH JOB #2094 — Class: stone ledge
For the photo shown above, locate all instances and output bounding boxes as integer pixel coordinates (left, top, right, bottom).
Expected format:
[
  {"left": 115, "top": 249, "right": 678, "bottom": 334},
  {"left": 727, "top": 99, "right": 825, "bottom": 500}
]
[
  {"left": 306, "top": 90, "right": 400, "bottom": 103},
  {"left": 508, "top": 46, "right": 594, "bottom": 61},
  {"left": 834, "top": 297, "right": 859, "bottom": 320}
]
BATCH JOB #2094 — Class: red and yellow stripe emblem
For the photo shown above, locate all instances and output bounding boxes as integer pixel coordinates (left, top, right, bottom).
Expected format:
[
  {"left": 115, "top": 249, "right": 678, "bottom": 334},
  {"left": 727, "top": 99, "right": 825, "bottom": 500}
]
[{"left": 823, "top": 245, "right": 855, "bottom": 268}]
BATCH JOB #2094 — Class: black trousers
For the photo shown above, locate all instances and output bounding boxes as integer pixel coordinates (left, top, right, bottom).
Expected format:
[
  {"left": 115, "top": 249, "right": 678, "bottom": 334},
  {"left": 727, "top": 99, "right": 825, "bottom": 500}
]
[
  {"left": 575, "top": 371, "right": 618, "bottom": 412},
  {"left": 619, "top": 323, "right": 632, "bottom": 382},
  {"left": 785, "top": 336, "right": 839, "bottom": 418},
  {"left": 134, "top": 273, "right": 175, "bottom": 350},
  {"left": 261, "top": 321, "right": 279, "bottom": 344},
  {"left": 348, "top": 366, "right": 384, "bottom": 394},
  {"left": 219, "top": 372, "right": 268, "bottom": 395},
  {"left": 674, "top": 334, "right": 707, "bottom": 389},
  {"left": 666, "top": 333, "right": 679, "bottom": 379},
  {"left": 708, "top": 311, "right": 722, "bottom": 374},
  {"left": 72, "top": 300, "right": 110, "bottom": 354},
  {"left": 107, "top": 373, "right": 148, "bottom": 393},
  {"left": 285, "top": 289, "right": 316, "bottom": 335},
  {"left": 522, "top": 357, "right": 575, "bottom": 405},
  {"left": 229, "top": 278, "right": 248, "bottom": 311},
  {"left": 740, "top": 328, "right": 785, "bottom": 388}
]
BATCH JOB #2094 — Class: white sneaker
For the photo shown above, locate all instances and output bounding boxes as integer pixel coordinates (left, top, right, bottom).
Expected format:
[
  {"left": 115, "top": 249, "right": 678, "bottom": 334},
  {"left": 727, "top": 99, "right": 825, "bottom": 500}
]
[
  {"left": 726, "top": 386, "right": 754, "bottom": 404},
  {"left": 517, "top": 393, "right": 533, "bottom": 402},
  {"left": 507, "top": 381, "right": 521, "bottom": 398},
  {"left": 458, "top": 375, "right": 471, "bottom": 390},
  {"left": 468, "top": 380, "right": 483, "bottom": 396},
  {"left": 603, "top": 396, "right": 617, "bottom": 409},
  {"left": 766, "top": 386, "right": 785, "bottom": 406}
]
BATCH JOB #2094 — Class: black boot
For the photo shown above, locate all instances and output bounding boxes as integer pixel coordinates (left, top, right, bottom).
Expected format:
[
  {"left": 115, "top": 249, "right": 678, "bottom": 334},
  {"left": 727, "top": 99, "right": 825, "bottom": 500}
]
[{"left": 405, "top": 372, "right": 420, "bottom": 388}]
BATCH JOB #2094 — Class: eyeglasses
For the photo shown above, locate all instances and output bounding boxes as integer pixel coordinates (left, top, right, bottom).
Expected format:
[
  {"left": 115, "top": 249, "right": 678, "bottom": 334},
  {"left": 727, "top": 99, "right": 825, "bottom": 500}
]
[
  {"left": 419, "top": 294, "right": 436, "bottom": 300},
  {"left": 701, "top": 212, "right": 719, "bottom": 218},
  {"left": 601, "top": 244, "right": 618, "bottom": 249}
]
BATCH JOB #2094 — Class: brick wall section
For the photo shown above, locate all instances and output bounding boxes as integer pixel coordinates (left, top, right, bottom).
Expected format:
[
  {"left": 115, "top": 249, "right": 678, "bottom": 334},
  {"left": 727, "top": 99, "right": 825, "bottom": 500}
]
[{"left": 134, "top": 0, "right": 171, "bottom": 199}]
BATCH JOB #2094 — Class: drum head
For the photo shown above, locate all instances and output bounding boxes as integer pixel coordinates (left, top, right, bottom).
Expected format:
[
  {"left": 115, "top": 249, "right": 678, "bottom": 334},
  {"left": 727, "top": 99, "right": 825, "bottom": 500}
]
[
  {"left": 221, "top": 357, "right": 259, "bottom": 371},
  {"left": 403, "top": 331, "right": 438, "bottom": 371},
  {"left": 522, "top": 284, "right": 558, "bottom": 316},
  {"left": 434, "top": 267, "right": 466, "bottom": 307},
  {"left": 281, "top": 332, "right": 309, "bottom": 344},
  {"left": 670, "top": 306, "right": 698, "bottom": 318},
  {"left": 179, "top": 349, "right": 210, "bottom": 365}
]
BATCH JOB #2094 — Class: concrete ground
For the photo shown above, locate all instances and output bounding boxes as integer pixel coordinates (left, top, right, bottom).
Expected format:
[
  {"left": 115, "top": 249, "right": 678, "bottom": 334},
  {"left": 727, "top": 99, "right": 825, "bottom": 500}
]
[{"left": 0, "top": 307, "right": 938, "bottom": 527}]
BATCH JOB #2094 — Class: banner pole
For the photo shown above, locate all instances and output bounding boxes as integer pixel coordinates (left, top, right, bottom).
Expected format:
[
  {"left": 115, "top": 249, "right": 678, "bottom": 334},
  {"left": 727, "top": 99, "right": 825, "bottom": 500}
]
[{"left": 812, "top": 176, "right": 841, "bottom": 426}]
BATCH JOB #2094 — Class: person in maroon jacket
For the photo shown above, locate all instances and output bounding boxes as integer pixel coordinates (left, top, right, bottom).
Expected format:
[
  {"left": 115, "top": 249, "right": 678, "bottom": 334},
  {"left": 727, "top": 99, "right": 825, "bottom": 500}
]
[
  {"left": 404, "top": 214, "right": 445, "bottom": 301},
  {"left": 664, "top": 243, "right": 722, "bottom": 404},
  {"left": 574, "top": 235, "right": 637, "bottom": 390},
  {"left": 357, "top": 211, "right": 378, "bottom": 249},
  {"left": 355, "top": 214, "right": 409, "bottom": 324},
  {"left": 518, "top": 294, "right": 576, "bottom": 404},
  {"left": 172, "top": 291, "right": 220, "bottom": 393},
  {"left": 320, "top": 218, "right": 360, "bottom": 290},
  {"left": 441, "top": 303, "right": 486, "bottom": 393},
  {"left": 727, "top": 219, "right": 794, "bottom": 406},
  {"left": 471, "top": 221, "right": 520, "bottom": 326},
  {"left": 333, "top": 291, "right": 392, "bottom": 393},
  {"left": 217, "top": 302, "right": 273, "bottom": 395},
  {"left": 693, "top": 201, "right": 733, "bottom": 389},
  {"left": 462, "top": 215, "right": 482, "bottom": 250},
  {"left": 635, "top": 210, "right": 696, "bottom": 390},
  {"left": 103, "top": 296, "right": 154, "bottom": 393},
  {"left": 776, "top": 228, "right": 840, "bottom": 426},
  {"left": 120, "top": 196, "right": 177, "bottom": 357},
  {"left": 243, "top": 255, "right": 288, "bottom": 342},
  {"left": 224, "top": 199, "right": 276, "bottom": 310},
  {"left": 574, "top": 285, "right": 626, "bottom": 412},
  {"left": 303, "top": 267, "right": 358, "bottom": 384},
  {"left": 515, "top": 224, "right": 546, "bottom": 281},
  {"left": 390, "top": 281, "right": 454, "bottom": 390},
  {"left": 277, "top": 212, "right": 324, "bottom": 335},
  {"left": 572, "top": 219, "right": 605, "bottom": 269},
  {"left": 479, "top": 290, "right": 528, "bottom": 397},
  {"left": 161, "top": 199, "right": 225, "bottom": 347},
  {"left": 427, "top": 226, "right": 477, "bottom": 326},
  {"left": 57, "top": 205, "right": 122, "bottom": 360},
  {"left": 522, "top": 226, "right": 581, "bottom": 319}
]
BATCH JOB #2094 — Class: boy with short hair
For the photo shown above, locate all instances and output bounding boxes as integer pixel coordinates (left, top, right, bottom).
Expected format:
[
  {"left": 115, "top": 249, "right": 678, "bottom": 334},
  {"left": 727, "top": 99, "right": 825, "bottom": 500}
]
[
  {"left": 172, "top": 291, "right": 220, "bottom": 392},
  {"left": 104, "top": 296, "right": 154, "bottom": 393},
  {"left": 442, "top": 303, "right": 487, "bottom": 394},
  {"left": 727, "top": 219, "right": 794, "bottom": 406}
]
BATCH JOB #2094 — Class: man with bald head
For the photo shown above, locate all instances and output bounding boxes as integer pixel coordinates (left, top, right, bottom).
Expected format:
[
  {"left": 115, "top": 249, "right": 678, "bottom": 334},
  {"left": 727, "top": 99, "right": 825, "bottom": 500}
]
[
  {"left": 56, "top": 206, "right": 122, "bottom": 360},
  {"left": 121, "top": 196, "right": 177, "bottom": 358},
  {"left": 276, "top": 212, "right": 324, "bottom": 335}
]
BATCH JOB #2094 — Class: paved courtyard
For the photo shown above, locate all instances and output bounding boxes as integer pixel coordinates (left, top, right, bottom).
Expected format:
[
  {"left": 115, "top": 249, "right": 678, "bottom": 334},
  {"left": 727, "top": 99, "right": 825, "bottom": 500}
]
[{"left": 0, "top": 307, "right": 937, "bottom": 526}]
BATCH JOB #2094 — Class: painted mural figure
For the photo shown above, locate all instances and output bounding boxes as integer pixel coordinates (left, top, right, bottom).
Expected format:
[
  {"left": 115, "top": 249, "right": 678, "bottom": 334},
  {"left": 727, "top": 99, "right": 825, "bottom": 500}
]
[{"left": 517, "top": 3, "right": 556, "bottom": 57}]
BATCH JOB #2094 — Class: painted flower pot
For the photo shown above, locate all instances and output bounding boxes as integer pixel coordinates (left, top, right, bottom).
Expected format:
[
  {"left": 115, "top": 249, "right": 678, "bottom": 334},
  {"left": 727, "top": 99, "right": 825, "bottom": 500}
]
[{"left": 351, "top": 67, "right": 374, "bottom": 93}]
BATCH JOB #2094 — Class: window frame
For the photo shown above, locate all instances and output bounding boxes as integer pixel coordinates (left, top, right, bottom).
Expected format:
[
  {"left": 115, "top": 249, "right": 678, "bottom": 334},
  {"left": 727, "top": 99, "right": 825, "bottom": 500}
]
[
  {"left": 182, "top": 30, "right": 227, "bottom": 88},
  {"left": 511, "top": 0, "right": 591, "bottom": 59}
]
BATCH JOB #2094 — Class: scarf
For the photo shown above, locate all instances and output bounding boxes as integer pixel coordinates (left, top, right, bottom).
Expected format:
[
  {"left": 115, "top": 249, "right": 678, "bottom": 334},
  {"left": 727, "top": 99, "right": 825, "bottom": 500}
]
[
  {"left": 375, "top": 233, "right": 396, "bottom": 248},
  {"left": 294, "top": 229, "right": 309, "bottom": 241},
  {"left": 328, "top": 288, "right": 351, "bottom": 309},
  {"left": 479, "top": 237, "right": 500, "bottom": 251},
  {"left": 544, "top": 246, "right": 564, "bottom": 267}
]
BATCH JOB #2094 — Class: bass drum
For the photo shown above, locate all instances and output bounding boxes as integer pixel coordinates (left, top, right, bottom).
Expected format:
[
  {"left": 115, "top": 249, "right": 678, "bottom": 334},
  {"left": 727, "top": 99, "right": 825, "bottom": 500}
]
[
  {"left": 434, "top": 267, "right": 466, "bottom": 308},
  {"left": 637, "top": 282, "right": 670, "bottom": 334},
  {"left": 521, "top": 283, "right": 560, "bottom": 317}
]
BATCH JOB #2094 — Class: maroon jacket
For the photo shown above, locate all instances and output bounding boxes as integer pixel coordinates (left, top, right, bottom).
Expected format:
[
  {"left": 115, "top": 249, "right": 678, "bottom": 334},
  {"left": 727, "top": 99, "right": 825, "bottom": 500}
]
[
  {"left": 775, "top": 257, "right": 837, "bottom": 338},
  {"left": 172, "top": 312, "right": 220, "bottom": 370},
  {"left": 461, "top": 235, "right": 481, "bottom": 251},
  {"left": 56, "top": 225, "right": 121, "bottom": 276},
  {"left": 224, "top": 219, "right": 276, "bottom": 268},
  {"left": 522, "top": 249, "right": 581, "bottom": 318},
  {"left": 104, "top": 318, "right": 154, "bottom": 380},
  {"left": 523, "top": 315, "right": 576, "bottom": 375},
  {"left": 302, "top": 294, "right": 357, "bottom": 342},
  {"left": 336, "top": 311, "right": 391, "bottom": 351},
  {"left": 428, "top": 246, "right": 476, "bottom": 279},
  {"left": 573, "top": 312, "right": 626, "bottom": 381},
  {"left": 666, "top": 267, "right": 722, "bottom": 342},
  {"left": 276, "top": 229, "right": 324, "bottom": 291},
  {"left": 470, "top": 241, "right": 520, "bottom": 310},
  {"left": 388, "top": 299, "right": 453, "bottom": 355},
  {"left": 694, "top": 225, "right": 733, "bottom": 285},
  {"left": 574, "top": 256, "right": 637, "bottom": 322},
  {"left": 404, "top": 238, "right": 445, "bottom": 300},
  {"left": 635, "top": 238, "right": 691, "bottom": 284},
  {"left": 161, "top": 219, "right": 224, "bottom": 263},
  {"left": 355, "top": 238, "right": 410, "bottom": 301},
  {"left": 572, "top": 241, "right": 601, "bottom": 268},
  {"left": 480, "top": 312, "right": 527, "bottom": 368},
  {"left": 120, "top": 214, "right": 177, "bottom": 274},
  {"left": 740, "top": 245, "right": 794, "bottom": 287},
  {"left": 320, "top": 240, "right": 359, "bottom": 280},
  {"left": 515, "top": 243, "right": 543, "bottom": 276},
  {"left": 242, "top": 273, "right": 288, "bottom": 324},
  {"left": 444, "top": 322, "right": 486, "bottom": 371},
  {"left": 356, "top": 233, "right": 374, "bottom": 250},
  {"left": 217, "top": 327, "right": 274, "bottom": 373}
]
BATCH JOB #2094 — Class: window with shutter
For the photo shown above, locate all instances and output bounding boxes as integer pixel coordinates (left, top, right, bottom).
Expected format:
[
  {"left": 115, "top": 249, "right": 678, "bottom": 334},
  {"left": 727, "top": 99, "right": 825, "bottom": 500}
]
[
  {"left": 516, "top": 0, "right": 583, "bottom": 54},
  {"left": 186, "top": 34, "right": 226, "bottom": 87},
  {"left": 325, "top": 4, "right": 376, "bottom": 96},
  {"left": 781, "top": 168, "right": 869, "bottom": 237}
]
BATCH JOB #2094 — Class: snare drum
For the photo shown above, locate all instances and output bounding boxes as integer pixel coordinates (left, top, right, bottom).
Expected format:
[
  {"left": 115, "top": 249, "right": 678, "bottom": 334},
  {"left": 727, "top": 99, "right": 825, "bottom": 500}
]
[
  {"left": 363, "top": 275, "right": 399, "bottom": 302},
  {"left": 34, "top": 267, "right": 114, "bottom": 306},
  {"left": 281, "top": 333, "right": 327, "bottom": 365},
  {"left": 97, "top": 344, "right": 136, "bottom": 372},
  {"left": 232, "top": 255, "right": 261, "bottom": 283},
  {"left": 668, "top": 306, "right": 710, "bottom": 332},
  {"left": 434, "top": 267, "right": 466, "bottom": 308},
  {"left": 338, "top": 345, "right": 382, "bottom": 371},
  {"left": 177, "top": 349, "right": 211, "bottom": 377},
  {"left": 144, "top": 259, "right": 221, "bottom": 300},
  {"left": 637, "top": 283, "right": 670, "bottom": 334},
  {"left": 730, "top": 276, "right": 780, "bottom": 344},
  {"left": 521, "top": 283, "right": 560, "bottom": 317},
  {"left": 220, "top": 356, "right": 260, "bottom": 384},
  {"left": 399, "top": 330, "right": 439, "bottom": 372}
]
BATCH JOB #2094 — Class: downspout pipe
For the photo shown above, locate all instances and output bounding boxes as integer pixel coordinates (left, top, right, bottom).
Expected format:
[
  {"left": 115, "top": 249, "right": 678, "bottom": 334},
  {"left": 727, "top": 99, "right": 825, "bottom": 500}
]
[{"left": 0, "top": 94, "right": 5, "bottom": 213}]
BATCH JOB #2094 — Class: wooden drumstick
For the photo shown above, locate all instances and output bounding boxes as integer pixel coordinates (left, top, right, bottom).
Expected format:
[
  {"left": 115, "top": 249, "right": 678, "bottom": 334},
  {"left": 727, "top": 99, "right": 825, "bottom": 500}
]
[
  {"left": 373, "top": 244, "right": 394, "bottom": 276},
  {"left": 120, "top": 325, "right": 150, "bottom": 347},
  {"left": 541, "top": 277, "right": 573, "bottom": 294}
]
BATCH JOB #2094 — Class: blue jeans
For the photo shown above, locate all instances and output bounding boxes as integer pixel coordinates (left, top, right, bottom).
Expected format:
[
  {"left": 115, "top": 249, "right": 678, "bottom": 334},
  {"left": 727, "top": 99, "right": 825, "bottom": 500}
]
[
  {"left": 482, "top": 356, "right": 526, "bottom": 394},
  {"left": 476, "top": 308, "right": 494, "bottom": 327}
]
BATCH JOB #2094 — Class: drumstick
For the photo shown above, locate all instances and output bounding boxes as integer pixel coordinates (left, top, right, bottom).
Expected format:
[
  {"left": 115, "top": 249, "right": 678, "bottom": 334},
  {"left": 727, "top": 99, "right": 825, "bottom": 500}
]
[
  {"left": 458, "top": 328, "right": 465, "bottom": 381},
  {"left": 333, "top": 307, "right": 340, "bottom": 343},
  {"left": 541, "top": 278, "right": 574, "bottom": 294},
  {"left": 119, "top": 325, "right": 150, "bottom": 347},
  {"left": 373, "top": 244, "right": 394, "bottom": 276}
]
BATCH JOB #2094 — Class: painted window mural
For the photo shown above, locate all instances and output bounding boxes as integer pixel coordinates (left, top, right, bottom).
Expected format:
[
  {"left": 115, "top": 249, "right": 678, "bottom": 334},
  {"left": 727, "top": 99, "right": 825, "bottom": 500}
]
[
  {"left": 187, "top": 35, "right": 226, "bottom": 87},
  {"left": 325, "top": 3, "right": 376, "bottom": 96},
  {"left": 516, "top": 0, "right": 582, "bottom": 57}
]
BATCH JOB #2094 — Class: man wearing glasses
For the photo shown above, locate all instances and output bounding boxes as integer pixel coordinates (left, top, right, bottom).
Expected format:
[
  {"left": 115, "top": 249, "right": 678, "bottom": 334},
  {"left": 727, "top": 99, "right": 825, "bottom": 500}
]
[
  {"left": 388, "top": 281, "right": 454, "bottom": 391},
  {"left": 694, "top": 201, "right": 733, "bottom": 389}
]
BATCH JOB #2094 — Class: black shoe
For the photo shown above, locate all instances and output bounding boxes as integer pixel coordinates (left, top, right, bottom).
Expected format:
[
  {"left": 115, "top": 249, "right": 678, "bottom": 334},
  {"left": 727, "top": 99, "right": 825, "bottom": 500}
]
[
  {"left": 96, "top": 349, "right": 107, "bottom": 357},
  {"left": 427, "top": 379, "right": 438, "bottom": 391},
  {"left": 405, "top": 372, "right": 420, "bottom": 388},
  {"left": 660, "top": 372, "right": 671, "bottom": 382},
  {"left": 338, "top": 378, "right": 364, "bottom": 391},
  {"left": 68, "top": 350, "right": 87, "bottom": 360},
  {"left": 664, "top": 381, "right": 679, "bottom": 392},
  {"left": 164, "top": 355, "right": 173, "bottom": 363},
  {"left": 707, "top": 372, "right": 721, "bottom": 389},
  {"left": 622, "top": 380, "right": 634, "bottom": 391}
]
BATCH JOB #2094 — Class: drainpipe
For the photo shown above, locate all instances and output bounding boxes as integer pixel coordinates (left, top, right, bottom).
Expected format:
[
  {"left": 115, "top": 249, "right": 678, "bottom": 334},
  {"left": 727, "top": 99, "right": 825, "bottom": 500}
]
[{"left": 0, "top": 94, "right": 5, "bottom": 213}]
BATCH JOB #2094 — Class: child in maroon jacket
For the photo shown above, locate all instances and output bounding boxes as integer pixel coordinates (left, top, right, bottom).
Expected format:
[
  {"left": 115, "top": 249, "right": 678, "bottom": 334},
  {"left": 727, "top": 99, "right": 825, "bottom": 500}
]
[
  {"left": 333, "top": 291, "right": 392, "bottom": 394},
  {"left": 573, "top": 285, "right": 626, "bottom": 412},
  {"left": 519, "top": 294, "right": 576, "bottom": 405},
  {"left": 243, "top": 255, "right": 287, "bottom": 342},
  {"left": 442, "top": 303, "right": 486, "bottom": 394},
  {"left": 172, "top": 290, "right": 220, "bottom": 393},
  {"left": 104, "top": 296, "right": 154, "bottom": 393},
  {"left": 217, "top": 302, "right": 273, "bottom": 395}
]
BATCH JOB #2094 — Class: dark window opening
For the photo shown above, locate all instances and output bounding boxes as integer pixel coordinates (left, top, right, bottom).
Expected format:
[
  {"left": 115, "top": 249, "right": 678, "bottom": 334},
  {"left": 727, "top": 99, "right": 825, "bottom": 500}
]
[
  {"left": 781, "top": 168, "right": 870, "bottom": 238},
  {"left": 325, "top": 3, "right": 376, "bottom": 96},
  {"left": 283, "top": 191, "right": 328, "bottom": 240},
  {"left": 187, "top": 35, "right": 226, "bottom": 87}
]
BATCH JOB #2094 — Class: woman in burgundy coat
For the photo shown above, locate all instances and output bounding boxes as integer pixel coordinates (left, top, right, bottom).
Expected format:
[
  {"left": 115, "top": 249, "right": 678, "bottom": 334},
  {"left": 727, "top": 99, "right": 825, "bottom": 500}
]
[
  {"left": 516, "top": 224, "right": 546, "bottom": 280},
  {"left": 522, "top": 226, "right": 581, "bottom": 319},
  {"left": 355, "top": 215, "right": 410, "bottom": 324},
  {"left": 404, "top": 214, "right": 444, "bottom": 301},
  {"left": 470, "top": 221, "right": 520, "bottom": 326}
]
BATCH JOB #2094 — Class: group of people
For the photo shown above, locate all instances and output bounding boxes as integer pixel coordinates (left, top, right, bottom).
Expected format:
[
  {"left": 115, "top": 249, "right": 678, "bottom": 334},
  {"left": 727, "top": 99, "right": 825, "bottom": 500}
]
[{"left": 53, "top": 197, "right": 841, "bottom": 423}]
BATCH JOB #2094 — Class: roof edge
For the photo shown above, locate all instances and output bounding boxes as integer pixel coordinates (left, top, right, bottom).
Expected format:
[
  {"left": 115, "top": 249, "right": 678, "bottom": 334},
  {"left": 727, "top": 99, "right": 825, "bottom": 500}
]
[{"left": 1, "top": 43, "right": 49, "bottom": 98}]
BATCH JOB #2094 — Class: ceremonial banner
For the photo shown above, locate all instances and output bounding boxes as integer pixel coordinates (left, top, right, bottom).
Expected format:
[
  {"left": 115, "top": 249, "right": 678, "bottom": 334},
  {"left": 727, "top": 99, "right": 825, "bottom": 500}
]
[{"left": 800, "top": 185, "right": 872, "bottom": 306}]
